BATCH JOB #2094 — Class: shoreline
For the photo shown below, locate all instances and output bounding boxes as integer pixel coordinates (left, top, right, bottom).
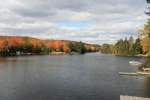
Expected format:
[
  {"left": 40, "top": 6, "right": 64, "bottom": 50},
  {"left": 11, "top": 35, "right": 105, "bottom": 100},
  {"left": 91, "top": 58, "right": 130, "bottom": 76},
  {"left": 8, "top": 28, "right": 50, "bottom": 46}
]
[
  {"left": 0, "top": 52, "right": 98, "bottom": 57},
  {"left": 0, "top": 52, "right": 150, "bottom": 57},
  {"left": 113, "top": 54, "right": 150, "bottom": 58}
]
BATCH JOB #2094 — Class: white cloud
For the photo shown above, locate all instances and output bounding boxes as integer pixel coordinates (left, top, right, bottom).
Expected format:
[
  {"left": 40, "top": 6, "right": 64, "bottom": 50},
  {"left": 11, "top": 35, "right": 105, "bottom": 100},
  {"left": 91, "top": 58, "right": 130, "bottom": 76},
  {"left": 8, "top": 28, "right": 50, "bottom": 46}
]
[{"left": 0, "top": 0, "right": 147, "bottom": 44}]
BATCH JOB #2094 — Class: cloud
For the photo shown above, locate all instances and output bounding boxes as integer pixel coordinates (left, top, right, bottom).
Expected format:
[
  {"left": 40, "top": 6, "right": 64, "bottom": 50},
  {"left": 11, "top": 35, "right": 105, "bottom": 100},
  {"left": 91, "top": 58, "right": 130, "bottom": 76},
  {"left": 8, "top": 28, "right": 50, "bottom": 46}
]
[{"left": 0, "top": 0, "right": 147, "bottom": 44}]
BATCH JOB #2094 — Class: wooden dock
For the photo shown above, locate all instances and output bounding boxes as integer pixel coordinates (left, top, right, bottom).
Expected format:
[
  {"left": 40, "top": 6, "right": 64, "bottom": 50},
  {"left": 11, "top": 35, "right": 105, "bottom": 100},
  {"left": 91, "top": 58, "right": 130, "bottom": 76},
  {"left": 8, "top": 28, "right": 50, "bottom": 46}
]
[
  {"left": 119, "top": 72, "right": 150, "bottom": 76},
  {"left": 120, "top": 95, "right": 150, "bottom": 100},
  {"left": 143, "top": 68, "right": 150, "bottom": 71},
  {"left": 119, "top": 72, "right": 138, "bottom": 76}
]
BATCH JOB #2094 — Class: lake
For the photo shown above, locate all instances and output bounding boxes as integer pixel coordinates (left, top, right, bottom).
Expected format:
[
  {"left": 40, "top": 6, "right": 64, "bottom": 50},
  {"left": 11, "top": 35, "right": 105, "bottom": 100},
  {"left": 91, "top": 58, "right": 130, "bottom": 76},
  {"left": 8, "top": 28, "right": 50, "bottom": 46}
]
[{"left": 0, "top": 53, "right": 149, "bottom": 100}]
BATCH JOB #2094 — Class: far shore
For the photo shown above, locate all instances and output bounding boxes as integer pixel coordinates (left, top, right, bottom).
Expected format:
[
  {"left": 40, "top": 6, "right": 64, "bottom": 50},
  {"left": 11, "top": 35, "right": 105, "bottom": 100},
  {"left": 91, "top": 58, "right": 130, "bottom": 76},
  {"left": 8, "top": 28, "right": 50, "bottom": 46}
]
[
  {"left": 1, "top": 52, "right": 150, "bottom": 57},
  {"left": 0, "top": 51, "right": 97, "bottom": 57}
]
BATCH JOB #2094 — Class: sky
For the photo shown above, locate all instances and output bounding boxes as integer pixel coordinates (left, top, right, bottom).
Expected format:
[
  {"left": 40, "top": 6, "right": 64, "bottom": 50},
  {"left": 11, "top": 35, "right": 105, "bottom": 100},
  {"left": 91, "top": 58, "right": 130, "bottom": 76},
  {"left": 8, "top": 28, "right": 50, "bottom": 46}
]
[{"left": 0, "top": 0, "right": 148, "bottom": 44}]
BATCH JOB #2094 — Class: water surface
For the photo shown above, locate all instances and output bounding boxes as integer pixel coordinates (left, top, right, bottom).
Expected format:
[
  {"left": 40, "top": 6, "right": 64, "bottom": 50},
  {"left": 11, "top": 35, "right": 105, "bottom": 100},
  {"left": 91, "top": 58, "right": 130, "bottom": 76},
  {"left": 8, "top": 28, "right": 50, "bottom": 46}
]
[{"left": 0, "top": 53, "right": 149, "bottom": 100}]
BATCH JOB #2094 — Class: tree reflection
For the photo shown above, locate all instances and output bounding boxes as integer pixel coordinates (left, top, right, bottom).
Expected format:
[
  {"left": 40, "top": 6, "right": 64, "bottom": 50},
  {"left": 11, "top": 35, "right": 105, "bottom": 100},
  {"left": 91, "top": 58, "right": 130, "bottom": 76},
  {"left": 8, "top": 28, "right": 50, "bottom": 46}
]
[
  {"left": 142, "top": 59, "right": 150, "bottom": 68},
  {"left": 0, "top": 57, "right": 6, "bottom": 64},
  {"left": 144, "top": 78, "right": 150, "bottom": 97}
]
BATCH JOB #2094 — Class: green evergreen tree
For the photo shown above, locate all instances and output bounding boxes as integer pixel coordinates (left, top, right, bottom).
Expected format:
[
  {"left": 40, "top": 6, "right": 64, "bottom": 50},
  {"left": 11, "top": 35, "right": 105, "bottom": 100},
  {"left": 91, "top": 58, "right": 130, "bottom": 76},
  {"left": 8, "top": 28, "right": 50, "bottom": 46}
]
[
  {"left": 128, "top": 36, "right": 134, "bottom": 55},
  {"left": 76, "top": 42, "right": 86, "bottom": 54},
  {"left": 133, "top": 38, "right": 142, "bottom": 55},
  {"left": 69, "top": 42, "right": 86, "bottom": 54}
]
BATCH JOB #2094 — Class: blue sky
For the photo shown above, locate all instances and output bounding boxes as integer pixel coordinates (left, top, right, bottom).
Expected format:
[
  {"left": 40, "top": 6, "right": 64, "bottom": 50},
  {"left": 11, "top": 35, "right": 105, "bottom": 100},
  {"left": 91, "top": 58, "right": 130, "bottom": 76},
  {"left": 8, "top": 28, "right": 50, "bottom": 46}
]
[
  {"left": 0, "top": 0, "right": 147, "bottom": 44},
  {"left": 57, "top": 21, "right": 89, "bottom": 30}
]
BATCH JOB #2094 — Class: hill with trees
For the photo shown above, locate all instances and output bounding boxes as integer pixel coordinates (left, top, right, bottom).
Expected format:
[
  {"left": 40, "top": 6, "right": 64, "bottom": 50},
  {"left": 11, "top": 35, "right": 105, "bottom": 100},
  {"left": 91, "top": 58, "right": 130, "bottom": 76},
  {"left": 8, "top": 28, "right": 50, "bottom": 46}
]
[{"left": 0, "top": 36, "right": 100, "bottom": 56}]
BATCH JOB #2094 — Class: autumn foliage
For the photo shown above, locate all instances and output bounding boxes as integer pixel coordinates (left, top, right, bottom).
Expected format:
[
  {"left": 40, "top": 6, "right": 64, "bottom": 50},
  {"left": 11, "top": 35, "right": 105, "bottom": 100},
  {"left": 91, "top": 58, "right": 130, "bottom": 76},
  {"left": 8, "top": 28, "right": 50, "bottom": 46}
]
[{"left": 0, "top": 36, "right": 100, "bottom": 56}]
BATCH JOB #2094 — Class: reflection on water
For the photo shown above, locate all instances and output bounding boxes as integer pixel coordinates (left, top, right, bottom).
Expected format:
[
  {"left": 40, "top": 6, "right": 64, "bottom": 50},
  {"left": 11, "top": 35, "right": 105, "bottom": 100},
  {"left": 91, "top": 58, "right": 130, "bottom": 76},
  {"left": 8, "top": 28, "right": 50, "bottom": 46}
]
[
  {"left": 142, "top": 59, "right": 150, "bottom": 68},
  {"left": 0, "top": 57, "right": 6, "bottom": 64},
  {"left": 144, "top": 78, "right": 150, "bottom": 97},
  {"left": 0, "top": 54, "right": 149, "bottom": 100}
]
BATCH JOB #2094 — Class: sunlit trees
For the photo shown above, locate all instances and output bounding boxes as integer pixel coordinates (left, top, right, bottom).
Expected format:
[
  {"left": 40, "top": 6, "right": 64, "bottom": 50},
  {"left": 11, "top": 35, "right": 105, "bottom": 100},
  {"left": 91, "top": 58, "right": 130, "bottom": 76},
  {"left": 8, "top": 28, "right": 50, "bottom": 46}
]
[
  {"left": 113, "top": 39, "right": 129, "bottom": 55},
  {"left": 101, "top": 37, "right": 143, "bottom": 56},
  {"left": 0, "top": 36, "right": 99, "bottom": 56},
  {"left": 47, "top": 40, "right": 64, "bottom": 52},
  {"left": 101, "top": 44, "right": 112, "bottom": 54},
  {"left": 63, "top": 42, "right": 71, "bottom": 53},
  {"left": 22, "top": 37, "right": 33, "bottom": 53},
  {"left": 114, "top": 37, "right": 142, "bottom": 56},
  {"left": 141, "top": 37, "right": 150, "bottom": 55},
  {"left": 0, "top": 39, "right": 9, "bottom": 56}
]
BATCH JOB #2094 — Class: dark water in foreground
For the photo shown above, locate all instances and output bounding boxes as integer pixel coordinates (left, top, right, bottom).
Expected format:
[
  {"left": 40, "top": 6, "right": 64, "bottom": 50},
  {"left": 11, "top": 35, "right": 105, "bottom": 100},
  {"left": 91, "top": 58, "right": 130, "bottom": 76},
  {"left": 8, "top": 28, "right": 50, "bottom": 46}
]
[{"left": 0, "top": 53, "right": 149, "bottom": 100}]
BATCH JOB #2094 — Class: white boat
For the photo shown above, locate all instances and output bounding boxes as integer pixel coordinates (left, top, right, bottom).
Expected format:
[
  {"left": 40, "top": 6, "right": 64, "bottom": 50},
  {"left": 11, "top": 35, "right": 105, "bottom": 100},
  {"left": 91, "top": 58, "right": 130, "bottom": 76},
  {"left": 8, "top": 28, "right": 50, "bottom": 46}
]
[{"left": 129, "top": 61, "right": 142, "bottom": 66}]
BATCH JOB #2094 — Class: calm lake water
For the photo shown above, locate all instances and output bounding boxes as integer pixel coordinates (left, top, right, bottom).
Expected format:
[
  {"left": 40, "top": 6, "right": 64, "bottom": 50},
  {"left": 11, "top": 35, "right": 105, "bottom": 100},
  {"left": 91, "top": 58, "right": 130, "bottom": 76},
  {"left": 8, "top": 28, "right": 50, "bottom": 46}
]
[{"left": 0, "top": 53, "right": 149, "bottom": 100}]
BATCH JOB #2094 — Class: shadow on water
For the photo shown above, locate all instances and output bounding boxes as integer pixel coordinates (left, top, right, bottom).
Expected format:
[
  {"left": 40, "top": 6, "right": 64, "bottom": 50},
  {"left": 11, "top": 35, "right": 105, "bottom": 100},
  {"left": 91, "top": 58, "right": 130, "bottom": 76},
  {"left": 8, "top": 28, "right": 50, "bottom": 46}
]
[
  {"left": 142, "top": 59, "right": 150, "bottom": 97},
  {"left": 0, "top": 57, "right": 7, "bottom": 64},
  {"left": 141, "top": 59, "right": 150, "bottom": 68}
]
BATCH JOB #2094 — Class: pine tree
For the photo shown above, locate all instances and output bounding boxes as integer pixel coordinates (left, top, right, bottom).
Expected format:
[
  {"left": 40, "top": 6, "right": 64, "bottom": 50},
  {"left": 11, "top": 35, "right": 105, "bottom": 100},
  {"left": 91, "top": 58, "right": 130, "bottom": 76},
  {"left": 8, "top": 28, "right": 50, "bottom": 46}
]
[
  {"left": 128, "top": 36, "right": 134, "bottom": 55},
  {"left": 133, "top": 38, "right": 142, "bottom": 55}
]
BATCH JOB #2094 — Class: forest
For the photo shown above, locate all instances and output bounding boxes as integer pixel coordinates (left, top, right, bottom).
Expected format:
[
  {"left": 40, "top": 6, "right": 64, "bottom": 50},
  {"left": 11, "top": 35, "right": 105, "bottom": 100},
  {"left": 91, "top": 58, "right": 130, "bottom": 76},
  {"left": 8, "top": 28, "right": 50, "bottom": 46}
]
[
  {"left": 0, "top": 36, "right": 100, "bottom": 56},
  {"left": 100, "top": 37, "right": 143, "bottom": 56}
]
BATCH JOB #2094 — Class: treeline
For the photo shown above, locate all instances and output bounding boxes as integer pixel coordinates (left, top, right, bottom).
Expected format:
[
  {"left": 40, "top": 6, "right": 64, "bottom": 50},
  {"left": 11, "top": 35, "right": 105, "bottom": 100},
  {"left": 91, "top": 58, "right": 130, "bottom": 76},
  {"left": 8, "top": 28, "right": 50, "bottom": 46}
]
[
  {"left": 0, "top": 36, "right": 100, "bottom": 56},
  {"left": 101, "top": 37, "right": 142, "bottom": 56},
  {"left": 0, "top": 37, "right": 49, "bottom": 56}
]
